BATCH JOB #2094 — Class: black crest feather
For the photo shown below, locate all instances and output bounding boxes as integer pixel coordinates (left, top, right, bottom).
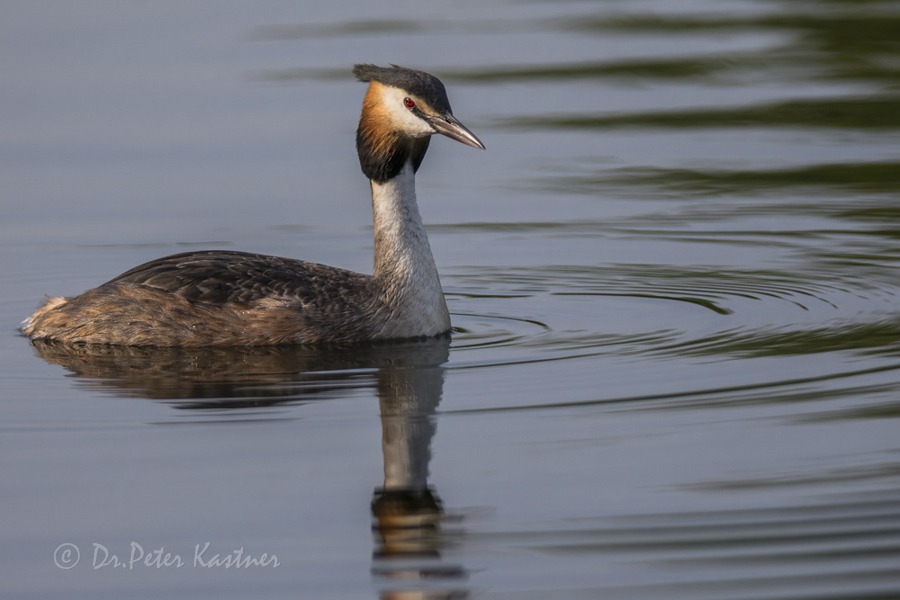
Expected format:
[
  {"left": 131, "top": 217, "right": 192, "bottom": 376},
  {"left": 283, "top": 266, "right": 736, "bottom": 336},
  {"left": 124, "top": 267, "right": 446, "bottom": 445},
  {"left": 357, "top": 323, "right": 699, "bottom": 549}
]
[{"left": 353, "top": 64, "right": 452, "bottom": 113}]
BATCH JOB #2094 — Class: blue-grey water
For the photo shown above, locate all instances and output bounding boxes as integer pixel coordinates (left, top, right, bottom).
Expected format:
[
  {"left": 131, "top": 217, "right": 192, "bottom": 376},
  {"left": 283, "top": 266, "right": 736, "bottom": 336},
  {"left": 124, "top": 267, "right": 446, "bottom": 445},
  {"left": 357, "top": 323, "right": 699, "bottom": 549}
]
[{"left": 3, "top": 1, "right": 900, "bottom": 598}]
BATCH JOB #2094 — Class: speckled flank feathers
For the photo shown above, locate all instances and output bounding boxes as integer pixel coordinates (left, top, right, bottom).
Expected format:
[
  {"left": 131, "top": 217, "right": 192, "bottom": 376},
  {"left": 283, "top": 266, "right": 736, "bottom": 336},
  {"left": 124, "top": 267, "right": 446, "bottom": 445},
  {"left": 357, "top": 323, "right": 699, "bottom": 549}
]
[{"left": 23, "top": 252, "right": 386, "bottom": 345}]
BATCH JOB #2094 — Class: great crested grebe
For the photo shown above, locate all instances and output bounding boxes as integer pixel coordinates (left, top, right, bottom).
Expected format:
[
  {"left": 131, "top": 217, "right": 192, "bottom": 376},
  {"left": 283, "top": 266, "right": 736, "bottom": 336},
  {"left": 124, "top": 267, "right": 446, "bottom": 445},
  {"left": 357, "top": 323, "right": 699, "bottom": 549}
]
[{"left": 22, "top": 64, "right": 484, "bottom": 346}]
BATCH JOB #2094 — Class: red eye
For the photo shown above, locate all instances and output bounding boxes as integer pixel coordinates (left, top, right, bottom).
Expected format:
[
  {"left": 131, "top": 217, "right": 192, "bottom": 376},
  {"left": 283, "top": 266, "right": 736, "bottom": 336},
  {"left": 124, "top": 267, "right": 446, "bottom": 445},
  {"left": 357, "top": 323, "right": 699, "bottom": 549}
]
[{"left": 403, "top": 97, "right": 416, "bottom": 109}]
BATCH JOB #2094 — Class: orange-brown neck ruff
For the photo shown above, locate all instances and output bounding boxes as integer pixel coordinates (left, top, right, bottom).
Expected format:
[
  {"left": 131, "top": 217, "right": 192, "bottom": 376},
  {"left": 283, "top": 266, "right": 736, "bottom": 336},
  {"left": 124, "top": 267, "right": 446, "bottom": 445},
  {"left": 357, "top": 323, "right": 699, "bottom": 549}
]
[{"left": 356, "top": 81, "right": 430, "bottom": 183}]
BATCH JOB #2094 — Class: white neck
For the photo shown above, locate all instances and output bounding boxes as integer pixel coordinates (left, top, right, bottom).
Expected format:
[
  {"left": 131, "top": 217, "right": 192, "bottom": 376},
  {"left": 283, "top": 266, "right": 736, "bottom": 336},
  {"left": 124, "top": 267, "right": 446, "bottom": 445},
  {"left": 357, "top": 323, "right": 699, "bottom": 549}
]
[{"left": 371, "top": 163, "right": 450, "bottom": 338}]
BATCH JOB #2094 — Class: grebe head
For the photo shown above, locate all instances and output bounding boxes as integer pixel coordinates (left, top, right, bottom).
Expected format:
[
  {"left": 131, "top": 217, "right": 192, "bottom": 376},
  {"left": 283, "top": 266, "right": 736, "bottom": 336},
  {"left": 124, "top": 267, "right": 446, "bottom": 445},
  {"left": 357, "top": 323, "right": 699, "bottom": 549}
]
[{"left": 353, "top": 64, "right": 484, "bottom": 182}]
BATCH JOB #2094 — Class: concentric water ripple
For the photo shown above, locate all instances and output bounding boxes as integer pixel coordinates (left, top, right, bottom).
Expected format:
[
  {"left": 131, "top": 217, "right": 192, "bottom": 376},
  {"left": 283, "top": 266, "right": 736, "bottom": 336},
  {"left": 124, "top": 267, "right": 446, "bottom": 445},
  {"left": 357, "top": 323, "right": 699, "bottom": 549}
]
[{"left": 446, "top": 264, "right": 900, "bottom": 365}]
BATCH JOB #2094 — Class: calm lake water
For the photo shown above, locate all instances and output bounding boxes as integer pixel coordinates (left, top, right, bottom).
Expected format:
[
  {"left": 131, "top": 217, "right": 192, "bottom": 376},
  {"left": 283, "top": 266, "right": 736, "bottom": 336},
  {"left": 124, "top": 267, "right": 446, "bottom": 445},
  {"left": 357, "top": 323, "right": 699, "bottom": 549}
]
[{"left": 3, "top": 1, "right": 900, "bottom": 598}]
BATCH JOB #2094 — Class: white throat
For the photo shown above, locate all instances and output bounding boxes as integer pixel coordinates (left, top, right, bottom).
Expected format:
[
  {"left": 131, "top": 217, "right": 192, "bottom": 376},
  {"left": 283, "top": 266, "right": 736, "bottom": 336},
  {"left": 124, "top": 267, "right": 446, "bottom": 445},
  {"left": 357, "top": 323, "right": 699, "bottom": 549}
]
[{"left": 371, "top": 163, "right": 450, "bottom": 338}]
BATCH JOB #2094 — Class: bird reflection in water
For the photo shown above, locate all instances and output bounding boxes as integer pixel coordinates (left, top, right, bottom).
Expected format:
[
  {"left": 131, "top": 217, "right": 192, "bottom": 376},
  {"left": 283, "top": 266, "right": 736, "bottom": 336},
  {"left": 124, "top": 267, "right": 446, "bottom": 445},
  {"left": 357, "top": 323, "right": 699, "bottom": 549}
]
[
  {"left": 370, "top": 343, "right": 468, "bottom": 600},
  {"left": 29, "top": 338, "right": 468, "bottom": 598}
]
